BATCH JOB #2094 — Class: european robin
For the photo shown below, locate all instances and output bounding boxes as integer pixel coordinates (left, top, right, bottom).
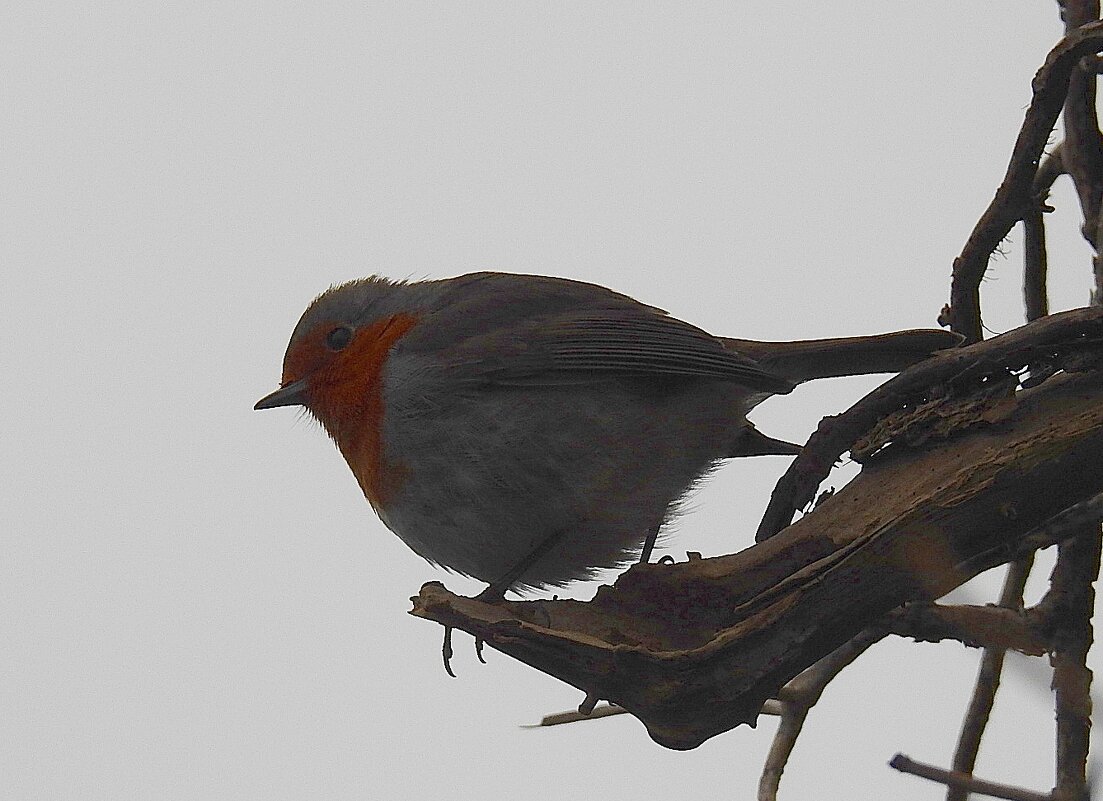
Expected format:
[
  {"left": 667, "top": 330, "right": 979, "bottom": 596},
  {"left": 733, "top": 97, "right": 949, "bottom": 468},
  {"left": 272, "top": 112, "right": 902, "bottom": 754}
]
[{"left": 256, "top": 271, "right": 958, "bottom": 597}]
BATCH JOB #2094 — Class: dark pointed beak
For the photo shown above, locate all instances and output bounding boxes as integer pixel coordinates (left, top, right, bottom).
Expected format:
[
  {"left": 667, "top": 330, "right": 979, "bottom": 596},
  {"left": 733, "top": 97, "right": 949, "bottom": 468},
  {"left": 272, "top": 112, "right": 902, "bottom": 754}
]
[{"left": 254, "top": 378, "right": 309, "bottom": 410}]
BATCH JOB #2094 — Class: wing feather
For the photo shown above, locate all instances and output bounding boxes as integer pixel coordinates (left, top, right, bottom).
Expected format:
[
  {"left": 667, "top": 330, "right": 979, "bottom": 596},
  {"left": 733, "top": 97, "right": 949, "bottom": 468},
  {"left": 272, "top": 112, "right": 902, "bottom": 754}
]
[{"left": 446, "top": 310, "right": 795, "bottom": 393}]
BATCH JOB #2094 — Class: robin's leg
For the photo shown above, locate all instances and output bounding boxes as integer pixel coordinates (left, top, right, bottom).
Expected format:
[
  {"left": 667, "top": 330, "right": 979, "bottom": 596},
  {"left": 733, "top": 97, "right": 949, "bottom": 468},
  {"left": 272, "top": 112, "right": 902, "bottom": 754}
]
[
  {"left": 442, "top": 530, "right": 567, "bottom": 675},
  {"left": 638, "top": 524, "right": 661, "bottom": 565},
  {"left": 475, "top": 529, "right": 565, "bottom": 602}
]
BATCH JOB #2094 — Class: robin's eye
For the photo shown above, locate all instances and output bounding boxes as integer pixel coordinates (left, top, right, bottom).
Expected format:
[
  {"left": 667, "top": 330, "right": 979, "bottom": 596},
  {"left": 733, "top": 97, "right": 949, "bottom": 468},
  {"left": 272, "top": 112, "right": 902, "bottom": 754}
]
[{"left": 325, "top": 326, "right": 354, "bottom": 351}]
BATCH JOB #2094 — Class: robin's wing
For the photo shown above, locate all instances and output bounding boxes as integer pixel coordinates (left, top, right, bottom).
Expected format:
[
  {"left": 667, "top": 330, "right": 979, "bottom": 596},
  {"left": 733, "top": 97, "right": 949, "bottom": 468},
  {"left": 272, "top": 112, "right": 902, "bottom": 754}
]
[{"left": 440, "top": 309, "right": 796, "bottom": 394}]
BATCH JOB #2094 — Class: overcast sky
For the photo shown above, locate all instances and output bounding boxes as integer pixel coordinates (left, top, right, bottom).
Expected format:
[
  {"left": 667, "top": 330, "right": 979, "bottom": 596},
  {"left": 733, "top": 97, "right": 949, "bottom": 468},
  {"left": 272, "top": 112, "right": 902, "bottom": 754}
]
[{"left": 3, "top": 3, "right": 1099, "bottom": 799}]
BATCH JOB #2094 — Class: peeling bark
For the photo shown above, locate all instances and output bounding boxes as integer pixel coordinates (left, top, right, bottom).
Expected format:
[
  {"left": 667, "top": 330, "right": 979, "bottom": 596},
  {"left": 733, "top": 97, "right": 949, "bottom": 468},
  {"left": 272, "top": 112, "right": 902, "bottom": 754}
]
[{"left": 411, "top": 319, "right": 1103, "bottom": 750}]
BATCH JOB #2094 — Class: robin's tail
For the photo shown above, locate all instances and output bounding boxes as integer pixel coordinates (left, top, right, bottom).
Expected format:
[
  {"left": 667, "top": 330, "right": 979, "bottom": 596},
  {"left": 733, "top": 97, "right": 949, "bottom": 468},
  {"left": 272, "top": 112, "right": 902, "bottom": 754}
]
[{"left": 720, "top": 329, "right": 961, "bottom": 384}]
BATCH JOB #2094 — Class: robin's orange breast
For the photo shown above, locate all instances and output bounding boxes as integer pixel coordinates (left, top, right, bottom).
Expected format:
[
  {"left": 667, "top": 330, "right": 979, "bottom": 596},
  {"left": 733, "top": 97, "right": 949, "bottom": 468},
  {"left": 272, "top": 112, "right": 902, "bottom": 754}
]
[{"left": 307, "top": 313, "right": 420, "bottom": 509}]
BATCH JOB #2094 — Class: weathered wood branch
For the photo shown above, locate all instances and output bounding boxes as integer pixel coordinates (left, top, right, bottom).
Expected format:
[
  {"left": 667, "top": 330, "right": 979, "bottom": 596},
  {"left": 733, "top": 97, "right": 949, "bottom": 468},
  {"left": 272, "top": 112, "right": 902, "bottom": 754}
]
[
  {"left": 948, "top": 21, "right": 1103, "bottom": 341},
  {"left": 757, "top": 306, "right": 1103, "bottom": 539},
  {"left": 889, "top": 754, "right": 1051, "bottom": 801},
  {"left": 945, "top": 556, "right": 1035, "bottom": 801},
  {"left": 885, "top": 599, "right": 1048, "bottom": 656},
  {"left": 410, "top": 309, "right": 1103, "bottom": 751}
]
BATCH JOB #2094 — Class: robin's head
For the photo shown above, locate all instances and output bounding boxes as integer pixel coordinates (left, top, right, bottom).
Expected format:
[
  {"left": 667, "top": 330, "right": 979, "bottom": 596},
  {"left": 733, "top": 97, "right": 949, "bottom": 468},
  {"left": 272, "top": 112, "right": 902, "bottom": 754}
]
[{"left": 254, "top": 277, "right": 418, "bottom": 418}]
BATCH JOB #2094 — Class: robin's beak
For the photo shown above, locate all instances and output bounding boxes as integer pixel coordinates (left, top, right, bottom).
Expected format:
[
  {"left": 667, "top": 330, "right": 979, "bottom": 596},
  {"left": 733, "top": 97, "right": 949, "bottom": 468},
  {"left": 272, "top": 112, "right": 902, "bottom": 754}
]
[{"left": 254, "top": 378, "right": 309, "bottom": 410}]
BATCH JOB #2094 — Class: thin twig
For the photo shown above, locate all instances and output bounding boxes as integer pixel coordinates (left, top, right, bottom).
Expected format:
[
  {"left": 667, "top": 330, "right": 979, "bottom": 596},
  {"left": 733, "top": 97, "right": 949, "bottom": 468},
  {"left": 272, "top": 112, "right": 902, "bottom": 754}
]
[
  {"left": 1058, "top": 4, "right": 1103, "bottom": 306},
  {"left": 1051, "top": 12, "right": 1102, "bottom": 794},
  {"left": 1035, "top": 143, "right": 1067, "bottom": 197},
  {"left": 757, "top": 628, "right": 887, "bottom": 801},
  {"left": 948, "top": 22, "right": 1103, "bottom": 342},
  {"left": 757, "top": 307, "right": 1103, "bottom": 540},
  {"left": 1026, "top": 141, "right": 1063, "bottom": 321},
  {"left": 1048, "top": 530, "right": 1101, "bottom": 801},
  {"left": 1025, "top": 30, "right": 1102, "bottom": 781},
  {"left": 1059, "top": 3, "right": 1103, "bottom": 245},
  {"left": 1023, "top": 203, "right": 1050, "bottom": 321},
  {"left": 529, "top": 699, "right": 785, "bottom": 728},
  {"left": 530, "top": 703, "right": 631, "bottom": 727},
  {"left": 946, "top": 557, "right": 1035, "bottom": 801},
  {"left": 890, "top": 754, "right": 1052, "bottom": 801},
  {"left": 885, "top": 600, "right": 1048, "bottom": 656}
]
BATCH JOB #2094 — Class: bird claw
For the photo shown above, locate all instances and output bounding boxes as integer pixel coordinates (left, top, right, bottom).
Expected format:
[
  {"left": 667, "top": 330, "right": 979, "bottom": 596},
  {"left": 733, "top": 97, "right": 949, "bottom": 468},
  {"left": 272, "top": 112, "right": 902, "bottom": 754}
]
[
  {"left": 442, "top": 625, "right": 456, "bottom": 678},
  {"left": 441, "top": 626, "right": 489, "bottom": 675}
]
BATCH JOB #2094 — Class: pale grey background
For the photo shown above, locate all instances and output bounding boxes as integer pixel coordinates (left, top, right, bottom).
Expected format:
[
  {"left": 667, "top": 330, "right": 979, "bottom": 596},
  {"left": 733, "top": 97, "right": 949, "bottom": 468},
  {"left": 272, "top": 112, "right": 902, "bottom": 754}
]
[{"left": 3, "top": 3, "right": 1098, "bottom": 799}]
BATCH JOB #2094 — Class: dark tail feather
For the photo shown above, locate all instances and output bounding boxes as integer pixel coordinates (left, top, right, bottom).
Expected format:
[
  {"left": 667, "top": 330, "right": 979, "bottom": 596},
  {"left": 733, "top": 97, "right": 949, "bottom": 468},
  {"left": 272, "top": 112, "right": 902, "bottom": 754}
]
[{"left": 720, "top": 329, "right": 961, "bottom": 383}]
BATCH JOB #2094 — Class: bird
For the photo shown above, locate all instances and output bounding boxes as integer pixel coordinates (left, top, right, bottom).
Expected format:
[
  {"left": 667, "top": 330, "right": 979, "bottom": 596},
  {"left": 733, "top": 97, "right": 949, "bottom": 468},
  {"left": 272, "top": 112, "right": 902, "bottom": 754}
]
[{"left": 255, "top": 271, "right": 959, "bottom": 598}]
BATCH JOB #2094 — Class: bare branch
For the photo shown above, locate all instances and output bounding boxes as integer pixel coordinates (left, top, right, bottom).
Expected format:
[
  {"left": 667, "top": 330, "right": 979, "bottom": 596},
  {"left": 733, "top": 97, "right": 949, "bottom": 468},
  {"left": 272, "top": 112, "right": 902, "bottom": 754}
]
[
  {"left": 532, "top": 703, "right": 631, "bottom": 727},
  {"left": 1024, "top": 205, "right": 1050, "bottom": 322},
  {"left": 890, "top": 754, "right": 1052, "bottom": 801},
  {"left": 531, "top": 699, "right": 785, "bottom": 728},
  {"left": 411, "top": 340, "right": 1103, "bottom": 750},
  {"left": 757, "top": 306, "right": 1103, "bottom": 541},
  {"left": 1025, "top": 142, "right": 1063, "bottom": 322},
  {"left": 1031, "top": 20, "right": 1101, "bottom": 783},
  {"left": 946, "top": 557, "right": 1035, "bottom": 801},
  {"left": 948, "top": 22, "right": 1103, "bottom": 342},
  {"left": 885, "top": 598, "right": 1048, "bottom": 656},
  {"left": 1059, "top": 4, "right": 1103, "bottom": 242},
  {"left": 758, "top": 629, "right": 885, "bottom": 801},
  {"left": 1049, "top": 531, "right": 1101, "bottom": 801}
]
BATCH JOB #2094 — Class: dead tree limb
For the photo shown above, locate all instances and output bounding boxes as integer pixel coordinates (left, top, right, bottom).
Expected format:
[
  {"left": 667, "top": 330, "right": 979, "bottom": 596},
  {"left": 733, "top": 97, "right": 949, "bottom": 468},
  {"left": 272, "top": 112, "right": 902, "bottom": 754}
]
[
  {"left": 758, "top": 628, "right": 886, "bottom": 801},
  {"left": 1059, "top": 5, "right": 1103, "bottom": 251},
  {"left": 948, "top": 21, "right": 1103, "bottom": 342},
  {"left": 1023, "top": 202, "right": 1051, "bottom": 322},
  {"left": 946, "top": 557, "right": 1035, "bottom": 801},
  {"left": 886, "top": 599, "right": 1048, "bottom": 656},
  {"left": 1046, "top": 532, "right": 1101, "bottom": 801},
  {"left": 757, "top": 306, "right": 1103, "bottom": 540},
  {"left": 889, "top": 754, "right": 1051, "bottom": 801},
  {"left": 410, "top": 309, "right": 1103, "bottom": 750}
]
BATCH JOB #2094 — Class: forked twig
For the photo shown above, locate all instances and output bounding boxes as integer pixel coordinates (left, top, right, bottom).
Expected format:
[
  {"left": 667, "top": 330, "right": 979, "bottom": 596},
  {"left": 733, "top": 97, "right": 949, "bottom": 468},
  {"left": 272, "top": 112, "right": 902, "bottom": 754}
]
[
  {"left": 529, "top": 699, "right": 785, "bottom": 728},
  {"left": 890, "top": 754, "right": 1051, "bottom": 801},
  {"left": 757, "top": 628, "right": 886, "bottom": 801},
  {"left": 948, "top": 21, "right": 1103, "bottom": 342},
  {"left": 946, "top": 557, "right": 1035, "bottom": 801},
  {"left": 757, "top": 307, "right": 1103, "bottom": 540},
  {"left": 1046, "top": 531, "right": 1101, "bottom": 801}
]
